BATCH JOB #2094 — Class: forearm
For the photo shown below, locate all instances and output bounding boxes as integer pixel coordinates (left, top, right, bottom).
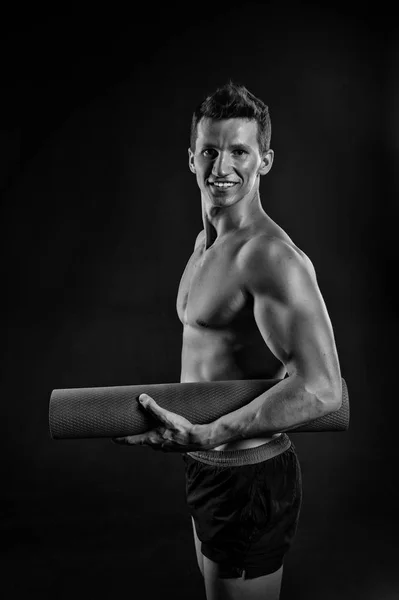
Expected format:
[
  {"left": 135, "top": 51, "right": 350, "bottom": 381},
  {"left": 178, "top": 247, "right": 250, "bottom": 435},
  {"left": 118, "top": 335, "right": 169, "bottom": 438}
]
[{"left": 204, "top": 375, "right": 341, "bottom": 447}]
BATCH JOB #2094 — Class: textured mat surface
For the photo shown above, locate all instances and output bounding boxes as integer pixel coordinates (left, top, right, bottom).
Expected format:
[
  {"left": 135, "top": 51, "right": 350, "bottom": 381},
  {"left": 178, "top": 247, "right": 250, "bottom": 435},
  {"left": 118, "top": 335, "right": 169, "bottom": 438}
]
[{"left": 49, "top": 378, "right": 349, "bottom": 439}]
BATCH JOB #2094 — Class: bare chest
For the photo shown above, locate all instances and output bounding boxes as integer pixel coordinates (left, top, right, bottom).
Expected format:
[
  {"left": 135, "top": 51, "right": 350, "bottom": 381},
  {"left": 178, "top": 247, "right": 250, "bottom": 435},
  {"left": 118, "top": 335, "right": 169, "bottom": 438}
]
[{"left": 176, "top": 245, "right": 248, "bottom": 328}]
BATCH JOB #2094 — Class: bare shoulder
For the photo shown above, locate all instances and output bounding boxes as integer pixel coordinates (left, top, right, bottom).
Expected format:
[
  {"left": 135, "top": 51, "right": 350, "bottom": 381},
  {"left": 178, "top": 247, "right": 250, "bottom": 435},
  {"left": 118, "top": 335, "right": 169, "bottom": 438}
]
[
  {"left": 238, "top": 230, "right": 318, "bottom": 296},
  {"left": 239, "top": 228, "right": 315, "bottom": 272},
  {"left": 194, "top": 230, "right": 205, "bottom": 250}
]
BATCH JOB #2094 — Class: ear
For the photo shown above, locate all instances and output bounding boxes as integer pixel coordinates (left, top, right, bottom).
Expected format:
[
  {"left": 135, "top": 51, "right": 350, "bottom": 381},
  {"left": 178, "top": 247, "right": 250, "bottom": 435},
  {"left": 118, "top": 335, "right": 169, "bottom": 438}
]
[
  {"left": 258, "top": 149, "right": 274, "bottom": 176},
  {"left": 188, "top": 148, "right": 196, "bottom": 174}
]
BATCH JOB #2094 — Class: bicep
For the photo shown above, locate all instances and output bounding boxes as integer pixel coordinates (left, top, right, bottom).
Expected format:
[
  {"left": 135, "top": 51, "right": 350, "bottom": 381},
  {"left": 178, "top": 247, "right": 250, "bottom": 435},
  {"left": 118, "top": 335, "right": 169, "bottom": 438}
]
[
  {"left": 253, "top": 288, "right": 337, "bottom": 382},
  {"left": 248, "top": 242, "right": 340, "bottom": 385}
]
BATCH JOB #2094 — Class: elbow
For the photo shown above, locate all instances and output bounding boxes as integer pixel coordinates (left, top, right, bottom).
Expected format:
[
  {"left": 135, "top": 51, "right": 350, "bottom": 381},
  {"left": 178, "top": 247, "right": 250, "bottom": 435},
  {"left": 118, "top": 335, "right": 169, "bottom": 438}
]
[
  {"left": 305, "top": 376, "right": 342, "bottom": 415},
  {"left": 317, "top": 379, "right": 342, "bottom": 414}
]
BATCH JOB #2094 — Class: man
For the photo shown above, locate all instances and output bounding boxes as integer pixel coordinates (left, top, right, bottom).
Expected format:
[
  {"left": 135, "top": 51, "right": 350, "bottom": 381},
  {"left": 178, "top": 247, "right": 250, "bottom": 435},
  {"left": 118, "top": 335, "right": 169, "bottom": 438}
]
[{"left": 114, "top": 83, "right": 342, "bottom": 599}]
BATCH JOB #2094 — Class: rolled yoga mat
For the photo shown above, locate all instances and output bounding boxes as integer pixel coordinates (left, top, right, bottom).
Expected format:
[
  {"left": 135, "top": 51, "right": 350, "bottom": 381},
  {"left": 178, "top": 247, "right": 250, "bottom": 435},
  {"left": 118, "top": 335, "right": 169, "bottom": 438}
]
[{"left": 49, "top": 377, "right": 349, "bottom": 440}]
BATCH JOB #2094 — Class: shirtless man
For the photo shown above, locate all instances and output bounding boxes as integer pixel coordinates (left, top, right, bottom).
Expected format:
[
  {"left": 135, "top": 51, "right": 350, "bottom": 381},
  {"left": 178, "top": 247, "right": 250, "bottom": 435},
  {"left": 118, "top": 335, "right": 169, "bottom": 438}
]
[{"left": 114, "top": 83, "right": 342, "bottom": 599}]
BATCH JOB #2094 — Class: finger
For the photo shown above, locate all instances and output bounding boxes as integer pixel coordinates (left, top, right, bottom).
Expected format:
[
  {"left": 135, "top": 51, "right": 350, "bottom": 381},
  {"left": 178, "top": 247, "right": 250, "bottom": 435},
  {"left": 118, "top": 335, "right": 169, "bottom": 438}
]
[
  {"left": 138, "top": 394, "right": 174, "bottom": 424},
  {"left": 112, "top": 436, "right": 168, "bottom": 452},
  {"left": 112, "top": 433, "right": 154, "bottom": 446}
]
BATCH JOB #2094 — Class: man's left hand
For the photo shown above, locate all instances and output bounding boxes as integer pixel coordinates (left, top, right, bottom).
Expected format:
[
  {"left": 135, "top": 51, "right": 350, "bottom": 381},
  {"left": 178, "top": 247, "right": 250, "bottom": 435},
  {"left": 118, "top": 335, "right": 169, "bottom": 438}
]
[{"left": 112, "top": 394, "right": 211, "bottom": 452}]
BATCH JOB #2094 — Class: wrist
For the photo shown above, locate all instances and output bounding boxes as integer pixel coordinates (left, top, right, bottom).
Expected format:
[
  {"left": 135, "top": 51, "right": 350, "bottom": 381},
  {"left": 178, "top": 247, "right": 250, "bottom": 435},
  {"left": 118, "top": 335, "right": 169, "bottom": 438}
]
[{"left": 191, "top": 423, "right": 218, "bottom": 450}]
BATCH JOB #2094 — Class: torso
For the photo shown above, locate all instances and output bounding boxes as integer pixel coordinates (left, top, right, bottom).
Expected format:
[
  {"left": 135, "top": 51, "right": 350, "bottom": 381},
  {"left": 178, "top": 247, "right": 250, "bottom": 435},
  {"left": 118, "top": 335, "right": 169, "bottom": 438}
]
[{"left": 176, "top": 219, "right": 292, "bottom": 450}]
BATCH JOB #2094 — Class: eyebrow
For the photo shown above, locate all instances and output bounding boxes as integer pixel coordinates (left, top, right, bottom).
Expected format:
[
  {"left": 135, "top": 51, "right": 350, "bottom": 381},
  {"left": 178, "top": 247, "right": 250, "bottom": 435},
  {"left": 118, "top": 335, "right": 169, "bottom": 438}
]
[
  {"left": 230, "top": 143, "right": 251, "bottom": 152},
  {"left": 200, "top": 143, "right": 252, "bottom": 151}
]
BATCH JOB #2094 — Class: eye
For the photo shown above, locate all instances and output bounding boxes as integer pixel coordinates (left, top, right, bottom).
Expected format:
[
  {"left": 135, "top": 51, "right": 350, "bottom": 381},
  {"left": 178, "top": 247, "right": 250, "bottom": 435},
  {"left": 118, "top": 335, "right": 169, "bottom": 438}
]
[
  {"left": 202, "top": 148, "right": 217, "bottom": 159},
  {"left": 232, "top": 149, "right": 247, "bottom": 157}
]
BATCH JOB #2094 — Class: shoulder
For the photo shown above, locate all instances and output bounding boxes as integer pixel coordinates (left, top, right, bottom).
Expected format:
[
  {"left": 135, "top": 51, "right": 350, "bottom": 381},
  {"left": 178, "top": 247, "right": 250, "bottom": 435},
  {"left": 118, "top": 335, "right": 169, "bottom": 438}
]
[
  {"left": 238, "top": 231, "right": 313, "bottom": 272},
  {"left": 238, "top": 232, "right": 317, "bottom": 297},
  {"left": 194, "top": 230, "right": 205, "bottom": 250}
]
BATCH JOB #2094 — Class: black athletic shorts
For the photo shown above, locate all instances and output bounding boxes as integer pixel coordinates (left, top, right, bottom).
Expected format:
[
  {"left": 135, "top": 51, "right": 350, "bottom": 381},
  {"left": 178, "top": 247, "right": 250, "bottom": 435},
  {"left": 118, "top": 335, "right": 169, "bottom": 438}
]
[{"left": 182, "top": 435, "right": 302, "bottom": 579}]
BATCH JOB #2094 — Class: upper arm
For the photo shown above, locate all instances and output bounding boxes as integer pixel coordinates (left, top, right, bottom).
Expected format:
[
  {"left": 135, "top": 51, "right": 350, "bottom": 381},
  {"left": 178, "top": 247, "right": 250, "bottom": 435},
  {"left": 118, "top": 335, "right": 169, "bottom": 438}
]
[{"left": 242, "top": 236, "right": 341, "bottom": 400}]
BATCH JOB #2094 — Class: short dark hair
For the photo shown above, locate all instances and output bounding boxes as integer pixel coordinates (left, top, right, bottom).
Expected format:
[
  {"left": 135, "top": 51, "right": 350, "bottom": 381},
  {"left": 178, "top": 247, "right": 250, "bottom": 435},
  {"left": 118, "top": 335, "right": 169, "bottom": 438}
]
[{"left": 190, "top": 81, "right": 272, "bottom": 153}]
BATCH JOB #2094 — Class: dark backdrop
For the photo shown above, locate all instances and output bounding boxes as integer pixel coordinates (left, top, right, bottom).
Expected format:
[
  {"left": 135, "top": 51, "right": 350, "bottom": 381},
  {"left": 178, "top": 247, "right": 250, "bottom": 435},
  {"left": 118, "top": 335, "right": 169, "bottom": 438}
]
[{"left": 2, "top": 6, "right": 398, "bottom": 599}]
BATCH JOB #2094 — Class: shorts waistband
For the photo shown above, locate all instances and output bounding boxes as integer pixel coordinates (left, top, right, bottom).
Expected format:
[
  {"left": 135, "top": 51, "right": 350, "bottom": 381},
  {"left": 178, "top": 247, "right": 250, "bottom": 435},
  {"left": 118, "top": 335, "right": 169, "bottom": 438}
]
[{"left": 186, "top": 434, "right": 291, "bottom": 467}]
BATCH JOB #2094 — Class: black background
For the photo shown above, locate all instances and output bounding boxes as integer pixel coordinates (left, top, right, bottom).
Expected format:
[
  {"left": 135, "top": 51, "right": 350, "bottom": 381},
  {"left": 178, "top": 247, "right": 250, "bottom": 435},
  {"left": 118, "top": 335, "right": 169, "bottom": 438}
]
[{"left": 2, "top": 5, "right": 398, "bottom": 599}]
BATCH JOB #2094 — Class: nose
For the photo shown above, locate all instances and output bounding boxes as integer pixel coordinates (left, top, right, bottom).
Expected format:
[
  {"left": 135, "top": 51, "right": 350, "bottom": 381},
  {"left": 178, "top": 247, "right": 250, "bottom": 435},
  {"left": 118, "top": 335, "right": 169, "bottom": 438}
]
[{"left": 212, "top": 151, "right": 232, "bottom": 177}]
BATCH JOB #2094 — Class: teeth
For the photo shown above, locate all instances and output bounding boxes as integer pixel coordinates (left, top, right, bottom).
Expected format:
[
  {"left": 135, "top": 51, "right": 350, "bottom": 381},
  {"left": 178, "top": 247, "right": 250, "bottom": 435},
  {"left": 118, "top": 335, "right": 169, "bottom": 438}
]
[{"left": 213, "top": 182, "right": 236, "bottom": 188}]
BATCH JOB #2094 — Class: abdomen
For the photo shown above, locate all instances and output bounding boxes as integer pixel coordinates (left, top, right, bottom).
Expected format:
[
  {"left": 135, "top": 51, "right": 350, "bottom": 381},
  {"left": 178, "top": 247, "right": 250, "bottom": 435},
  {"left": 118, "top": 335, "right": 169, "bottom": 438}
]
[{"left": 180, "top": 323, "right": 285, "bottom": 383}]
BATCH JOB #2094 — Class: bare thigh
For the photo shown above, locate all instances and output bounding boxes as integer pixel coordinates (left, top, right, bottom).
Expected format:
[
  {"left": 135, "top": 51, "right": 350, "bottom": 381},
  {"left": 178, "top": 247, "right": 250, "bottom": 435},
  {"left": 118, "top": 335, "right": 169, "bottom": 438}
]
[
  {"left": 204, "top": 557, "right": 283, "bottom": 600},
  {"left": 192, "top": 516, "right": 204, "bottom": 576},
  {"left": 191, "top": 517, "right": 283, "bottom": 599}
]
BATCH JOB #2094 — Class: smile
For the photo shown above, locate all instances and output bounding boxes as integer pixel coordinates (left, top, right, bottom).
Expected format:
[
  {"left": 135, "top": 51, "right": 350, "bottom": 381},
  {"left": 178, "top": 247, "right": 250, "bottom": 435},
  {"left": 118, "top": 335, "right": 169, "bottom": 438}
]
[{"left": 210, "top": 181, "right": 238, "bottom": 189}]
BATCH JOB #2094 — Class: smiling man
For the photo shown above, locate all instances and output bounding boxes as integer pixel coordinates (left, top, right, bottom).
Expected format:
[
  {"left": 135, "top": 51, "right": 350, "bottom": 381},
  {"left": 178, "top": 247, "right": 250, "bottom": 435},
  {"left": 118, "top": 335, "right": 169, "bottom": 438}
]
[{"left": 115, "top": 82, "right": 342, "bottom": 599}]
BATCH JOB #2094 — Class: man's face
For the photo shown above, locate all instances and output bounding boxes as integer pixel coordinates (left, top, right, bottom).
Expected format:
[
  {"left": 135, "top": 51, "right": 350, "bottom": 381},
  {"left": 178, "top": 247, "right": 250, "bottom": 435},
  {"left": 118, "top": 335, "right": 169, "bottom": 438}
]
[{"left": 188, "top": 118, "right": 273, "bottom": 208}]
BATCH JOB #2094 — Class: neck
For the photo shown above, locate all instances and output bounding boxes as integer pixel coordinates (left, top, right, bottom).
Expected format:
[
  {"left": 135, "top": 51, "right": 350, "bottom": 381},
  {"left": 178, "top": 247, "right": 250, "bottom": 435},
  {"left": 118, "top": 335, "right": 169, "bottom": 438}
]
[{"left": 201, "top": 190, "right": 265, "bottom": 249}]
